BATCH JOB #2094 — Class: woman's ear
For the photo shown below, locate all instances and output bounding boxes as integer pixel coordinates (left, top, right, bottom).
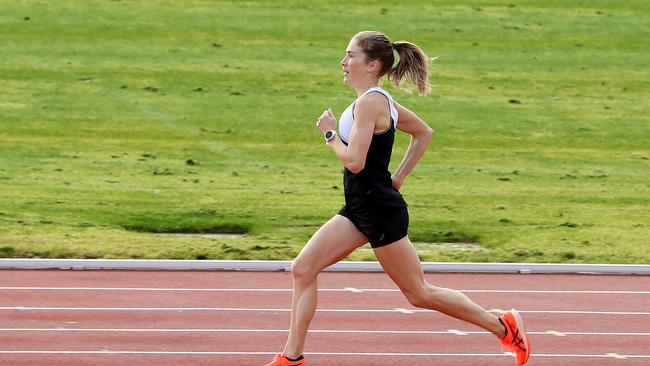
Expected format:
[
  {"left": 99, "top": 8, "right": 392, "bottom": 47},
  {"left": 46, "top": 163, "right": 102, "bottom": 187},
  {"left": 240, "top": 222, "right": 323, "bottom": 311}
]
[{"left": 367, "top": 60, "right": 379, "bottom": 74}]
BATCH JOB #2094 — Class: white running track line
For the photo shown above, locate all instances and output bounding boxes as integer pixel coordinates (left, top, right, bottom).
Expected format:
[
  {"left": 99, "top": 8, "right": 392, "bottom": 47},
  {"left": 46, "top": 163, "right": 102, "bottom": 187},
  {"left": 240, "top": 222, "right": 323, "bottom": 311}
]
[
  {"left": 1, "top": 328, "right": 649, "bottom": 336},
  {"left": 1, "top": 306, "right": 649, "bottom": 315},
  {"left": 0, "top": 350, "right": 649, "bottom": 359},
  {"left": 1, "top": 286, "right": 649, "bottom": 295}
]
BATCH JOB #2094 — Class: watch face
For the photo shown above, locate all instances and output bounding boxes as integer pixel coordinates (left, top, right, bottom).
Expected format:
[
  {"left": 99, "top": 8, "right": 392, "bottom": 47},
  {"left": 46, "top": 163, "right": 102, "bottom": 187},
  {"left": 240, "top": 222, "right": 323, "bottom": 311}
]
[{"left": 325, "top": 131, "right": 334, "bottom": 139}]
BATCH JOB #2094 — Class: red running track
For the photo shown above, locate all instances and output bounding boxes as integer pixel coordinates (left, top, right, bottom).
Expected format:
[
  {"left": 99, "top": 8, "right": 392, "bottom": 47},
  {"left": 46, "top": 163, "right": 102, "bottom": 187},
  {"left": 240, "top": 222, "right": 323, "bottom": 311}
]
[{"left": 0, "top": 269, "right": 649, "bottom": 366}]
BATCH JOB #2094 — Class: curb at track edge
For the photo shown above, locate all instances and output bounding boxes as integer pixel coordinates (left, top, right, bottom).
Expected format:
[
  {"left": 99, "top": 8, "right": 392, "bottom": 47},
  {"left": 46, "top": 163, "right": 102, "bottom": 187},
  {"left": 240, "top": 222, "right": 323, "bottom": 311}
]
[{"left": 0, "top": 259, "right": 649, "bottom": 275}]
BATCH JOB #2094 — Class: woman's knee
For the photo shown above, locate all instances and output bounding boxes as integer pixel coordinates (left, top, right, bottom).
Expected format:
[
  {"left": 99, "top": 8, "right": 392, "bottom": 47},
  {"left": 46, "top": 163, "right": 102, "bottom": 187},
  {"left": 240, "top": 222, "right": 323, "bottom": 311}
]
[
  {"left": 291, "top": 258, "right": 318, "bottom": 283},
  {"left": 402, "top": 283, "right": 440, "bottom": 309},
  {"left": 402, "top": 286, "right": 430, "bottom": 308}
]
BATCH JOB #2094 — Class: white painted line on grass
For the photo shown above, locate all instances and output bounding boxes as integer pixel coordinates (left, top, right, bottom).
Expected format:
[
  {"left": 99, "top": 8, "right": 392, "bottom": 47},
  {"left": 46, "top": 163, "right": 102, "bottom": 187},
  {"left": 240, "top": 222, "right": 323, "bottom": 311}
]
[
  {"left": 1, "top": 286, "right": 650, "bottom": 295},
  {"left": 1, "top": 306, "right": 650, "bottom": 316},
  {"left": 0, "top": 350, "right": 649, "bottom": 359}
]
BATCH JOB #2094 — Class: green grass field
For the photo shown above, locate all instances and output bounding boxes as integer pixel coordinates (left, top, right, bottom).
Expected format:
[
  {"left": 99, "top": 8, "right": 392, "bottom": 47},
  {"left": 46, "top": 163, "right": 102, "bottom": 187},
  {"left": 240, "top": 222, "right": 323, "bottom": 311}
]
[{"left": 1, "top": 0, "right": 649, "bottom": 263}]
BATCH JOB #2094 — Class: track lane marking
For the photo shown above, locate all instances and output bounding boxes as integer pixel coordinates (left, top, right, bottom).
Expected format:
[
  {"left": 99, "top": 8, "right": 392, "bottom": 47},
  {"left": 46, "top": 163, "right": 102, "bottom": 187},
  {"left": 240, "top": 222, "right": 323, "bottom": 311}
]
[
  {"left": 1, "top": 307, "right": 650, "bottom": 315},
  {"left": 546, "top": 330, "right": 567, "bottom": 337},
  {"left": 1, "top": 286, "right": 649, "bottom": 294},
  {"left": 448, "top": 329, "right": 468, "bottom": 336},
  {"left": 394, "top": 308, "right": 414, "bottom": 314},
  {"left": 1, "top": 328, "right": 650, "bottom": 336},
  {"left": 0, "top": 350, "right": 649, "bottom": 358},
  {"left": 343, "top": 287, "right": 363, "bottom": 293}
]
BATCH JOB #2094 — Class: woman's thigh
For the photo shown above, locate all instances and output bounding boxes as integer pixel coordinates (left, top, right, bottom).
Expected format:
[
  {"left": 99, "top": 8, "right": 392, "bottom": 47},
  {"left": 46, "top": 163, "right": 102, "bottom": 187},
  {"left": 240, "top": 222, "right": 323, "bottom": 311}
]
[
  {"left": 292, "top": 214, "right": 368, "bottom": 277},
  {"left": 372, "top": 236, "right": 426, "bottom": 292}
]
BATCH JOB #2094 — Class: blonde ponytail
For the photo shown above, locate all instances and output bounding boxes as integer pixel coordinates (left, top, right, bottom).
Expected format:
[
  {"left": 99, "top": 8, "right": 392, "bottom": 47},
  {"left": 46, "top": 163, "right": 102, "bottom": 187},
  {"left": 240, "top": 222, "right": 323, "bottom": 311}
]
[{"left": 387, "top": 41, "right": 431, "bottom": 96}]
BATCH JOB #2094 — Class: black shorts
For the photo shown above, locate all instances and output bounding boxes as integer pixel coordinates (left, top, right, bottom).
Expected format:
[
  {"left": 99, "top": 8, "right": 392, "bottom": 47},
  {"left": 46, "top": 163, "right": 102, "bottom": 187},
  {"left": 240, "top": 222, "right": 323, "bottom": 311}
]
[{"left": 337, "top": 193, "right": 409, "bottom": 248}]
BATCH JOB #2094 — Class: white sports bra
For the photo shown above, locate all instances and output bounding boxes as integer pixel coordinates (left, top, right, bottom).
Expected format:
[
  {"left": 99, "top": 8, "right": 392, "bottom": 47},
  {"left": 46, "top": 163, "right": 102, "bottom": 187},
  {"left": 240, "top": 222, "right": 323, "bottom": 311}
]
[{"left": 338, "top": 87, "right": 399, "bottom": 144}]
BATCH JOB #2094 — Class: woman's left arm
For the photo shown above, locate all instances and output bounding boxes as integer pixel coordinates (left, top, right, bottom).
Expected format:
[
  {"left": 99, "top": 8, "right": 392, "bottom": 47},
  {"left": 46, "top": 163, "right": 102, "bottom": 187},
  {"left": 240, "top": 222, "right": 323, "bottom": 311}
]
[{"left": 391, "top": 100, "right": 434, "bottom": 190}]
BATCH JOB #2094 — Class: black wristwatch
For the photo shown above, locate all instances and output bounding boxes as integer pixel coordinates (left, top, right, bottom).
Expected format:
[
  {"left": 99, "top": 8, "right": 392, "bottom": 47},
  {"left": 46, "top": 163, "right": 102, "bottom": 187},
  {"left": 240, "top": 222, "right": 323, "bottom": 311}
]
[{"left": 324, "top": 130, "right": 337, "bottom": 143}]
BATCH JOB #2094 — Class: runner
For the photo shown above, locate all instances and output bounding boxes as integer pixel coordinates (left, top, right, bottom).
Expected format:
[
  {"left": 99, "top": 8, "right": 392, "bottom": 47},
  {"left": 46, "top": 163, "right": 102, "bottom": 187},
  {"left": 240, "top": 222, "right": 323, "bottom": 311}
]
[{"left": 265, "top": 30, "right": 531, "bottom": 366}]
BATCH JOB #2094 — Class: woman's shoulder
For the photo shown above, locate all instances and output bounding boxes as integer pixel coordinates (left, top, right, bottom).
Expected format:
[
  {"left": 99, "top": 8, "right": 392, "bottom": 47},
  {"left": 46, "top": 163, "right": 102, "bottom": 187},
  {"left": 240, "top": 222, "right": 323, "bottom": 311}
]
[
  {"left": 363, "top": 86, "right": 392, "bottom": 99},
  {"left": 356, "top": 91, "right": 390, "bottom": 110}
]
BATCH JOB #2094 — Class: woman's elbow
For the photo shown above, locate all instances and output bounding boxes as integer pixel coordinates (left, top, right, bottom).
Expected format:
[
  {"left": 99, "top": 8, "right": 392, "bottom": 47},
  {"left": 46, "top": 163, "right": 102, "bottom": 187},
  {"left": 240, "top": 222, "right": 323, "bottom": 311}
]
[
  {"left": 347, "top": 161, "right": 365, "bottom": 174},
  {"left": 418, "top": 126, "right": 434, "bottom": 141}
]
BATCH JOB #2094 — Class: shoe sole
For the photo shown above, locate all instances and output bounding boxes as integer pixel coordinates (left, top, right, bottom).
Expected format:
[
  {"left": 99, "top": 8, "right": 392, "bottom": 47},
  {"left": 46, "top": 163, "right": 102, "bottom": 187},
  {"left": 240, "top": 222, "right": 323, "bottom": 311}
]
[{"left": 511, "top": 308, "right": 531, "bottom": 364}]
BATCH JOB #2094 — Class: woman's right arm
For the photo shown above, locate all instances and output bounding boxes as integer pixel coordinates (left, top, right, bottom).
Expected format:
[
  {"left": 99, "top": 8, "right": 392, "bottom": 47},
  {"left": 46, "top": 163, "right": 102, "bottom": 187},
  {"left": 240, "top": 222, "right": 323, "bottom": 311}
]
[{"left": 391, "top": 101, "right": 434, "bottom": 190}]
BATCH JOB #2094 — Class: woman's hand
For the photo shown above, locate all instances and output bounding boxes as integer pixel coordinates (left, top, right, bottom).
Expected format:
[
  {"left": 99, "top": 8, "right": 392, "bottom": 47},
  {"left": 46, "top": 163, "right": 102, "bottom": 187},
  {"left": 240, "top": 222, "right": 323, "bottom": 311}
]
[
  {"left": 391, "top": 174, "right": 404, "bottom": 190},
  {"left": 316, "top": 107, "right": 336, "bottom": 134}
]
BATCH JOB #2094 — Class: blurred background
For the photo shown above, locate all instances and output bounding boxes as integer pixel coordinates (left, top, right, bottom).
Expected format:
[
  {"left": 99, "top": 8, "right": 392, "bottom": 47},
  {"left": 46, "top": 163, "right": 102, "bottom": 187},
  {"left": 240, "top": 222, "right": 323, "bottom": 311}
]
[{"left": 0, "top": 0, "right": 648, "bottom": 263}]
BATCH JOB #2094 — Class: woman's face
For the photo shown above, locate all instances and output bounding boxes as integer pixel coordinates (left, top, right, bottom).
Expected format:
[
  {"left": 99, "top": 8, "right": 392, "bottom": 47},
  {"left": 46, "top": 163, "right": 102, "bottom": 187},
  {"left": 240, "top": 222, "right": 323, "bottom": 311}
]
[{"left": 341, "top": 38, "right": 370, "bottom": 87}]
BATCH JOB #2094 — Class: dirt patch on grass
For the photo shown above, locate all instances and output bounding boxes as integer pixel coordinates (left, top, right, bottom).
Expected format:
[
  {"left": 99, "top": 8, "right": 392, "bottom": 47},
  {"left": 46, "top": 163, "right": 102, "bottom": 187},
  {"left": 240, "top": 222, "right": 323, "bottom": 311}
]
[
  {"left": 153, "top": 233, "right": 245, "bottom": 239},
  {"left": 357, "top": 242, "right": 490, "bottom": 254},
  {"left": 412, "top": 242, "right": 490, "bottom": 254},
  {"left": 121, "top": 224, "right": 249, "bottom": 236}
]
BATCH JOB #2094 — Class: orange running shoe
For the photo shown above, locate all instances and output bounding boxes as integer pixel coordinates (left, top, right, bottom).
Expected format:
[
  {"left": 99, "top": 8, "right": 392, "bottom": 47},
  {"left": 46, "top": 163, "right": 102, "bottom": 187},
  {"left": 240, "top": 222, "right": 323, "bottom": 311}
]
[
  {"left": 264, "top": 353, "right": 307, "bottom": 366},
  {"left": 499, "top": 309, "right": 531, "bottom": 365}
]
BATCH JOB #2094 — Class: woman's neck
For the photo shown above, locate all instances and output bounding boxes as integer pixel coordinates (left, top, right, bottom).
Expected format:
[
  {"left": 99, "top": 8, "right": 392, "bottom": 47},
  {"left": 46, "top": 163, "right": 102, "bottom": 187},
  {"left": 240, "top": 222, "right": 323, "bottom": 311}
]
[{"left": 355, "top": 79, "right": 380, "bottom": 97}]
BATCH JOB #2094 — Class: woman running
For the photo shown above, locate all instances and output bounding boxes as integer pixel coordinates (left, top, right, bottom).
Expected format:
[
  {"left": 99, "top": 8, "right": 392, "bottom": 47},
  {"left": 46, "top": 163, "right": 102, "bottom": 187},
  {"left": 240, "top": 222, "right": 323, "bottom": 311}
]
[{"left": 265, "top": 31, "right": 531, "bottom": 366}]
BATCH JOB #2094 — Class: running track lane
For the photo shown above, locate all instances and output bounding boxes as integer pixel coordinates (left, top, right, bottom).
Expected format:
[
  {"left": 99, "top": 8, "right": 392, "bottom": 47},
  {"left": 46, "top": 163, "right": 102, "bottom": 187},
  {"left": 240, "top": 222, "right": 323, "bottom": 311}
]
[{"left": 0, "top": 270, "right": 649, "bottom": 366}]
